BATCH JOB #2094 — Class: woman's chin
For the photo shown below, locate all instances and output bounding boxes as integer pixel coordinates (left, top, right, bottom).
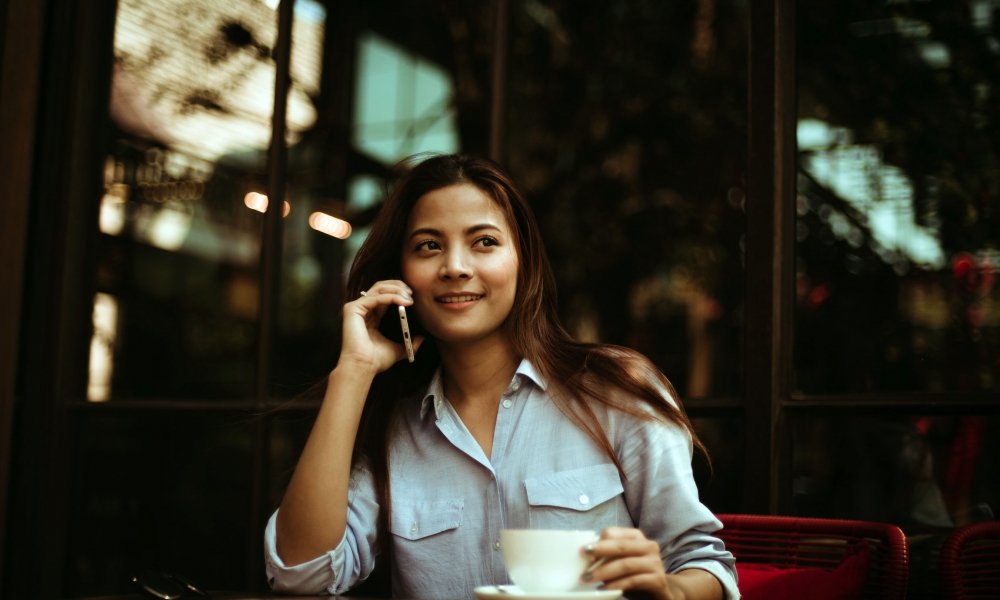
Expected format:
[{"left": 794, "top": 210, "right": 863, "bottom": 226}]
[{"left": 426, "top": 325, "right": 507, "bottom": 347}]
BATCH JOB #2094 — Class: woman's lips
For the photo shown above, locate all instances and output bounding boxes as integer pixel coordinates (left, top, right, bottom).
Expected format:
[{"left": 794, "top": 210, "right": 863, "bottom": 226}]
[
  {"left": 435, "top": 293, "right": 484, "bottom": 309},
  {"left": 436, "top": 294, "right": 484, "bottom": 303}
]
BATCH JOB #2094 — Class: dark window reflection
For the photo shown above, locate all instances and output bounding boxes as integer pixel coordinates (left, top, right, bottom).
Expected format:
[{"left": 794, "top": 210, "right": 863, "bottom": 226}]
[
  {"left": 690, "top": 417, "right": 743, "bottom": 513},
  {"left": 792, "top": 416, "right": 999, "bottom": 527},
  {"left": 796, "top": 1, "right": 1000, "bottom": 394},
  {"left": 505, "top": 0, "right": 748, "bottom": 399},
  {"left": 272, "top": 0, "right": 495, "bottom": 396},
  {"left": 64, "top": 414, "right": 254, "bottom": 596},
  {"left": 791, "top": 415, "right": 1000, "bottom": 596},
  {"left": 92, "top": 144, "right": 265, "bottom": 399}
]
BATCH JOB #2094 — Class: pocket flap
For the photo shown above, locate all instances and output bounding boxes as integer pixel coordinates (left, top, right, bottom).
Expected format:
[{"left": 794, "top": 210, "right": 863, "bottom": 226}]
[
  {"left": 390, "top": 498, "right": 464, "bottom": 540},
  {"left": 524, "top": 463, "right": 624, "bottom": 511}
]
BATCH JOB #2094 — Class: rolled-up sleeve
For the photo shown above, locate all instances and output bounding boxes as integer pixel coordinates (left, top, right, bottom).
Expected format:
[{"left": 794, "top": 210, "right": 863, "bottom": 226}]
[
  {"left": 264, "top": 463, "right": 381, "bottom": 595},
  {"left": 616, "top": 408, "right": 740, "bottom": 600}
]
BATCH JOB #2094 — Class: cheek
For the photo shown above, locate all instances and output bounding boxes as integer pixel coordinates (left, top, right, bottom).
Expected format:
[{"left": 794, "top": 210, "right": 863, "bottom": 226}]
[
  {"left": 494, "top": 254, "right": 519, "bottom": 299},
  {"left": 401, "top": 259, "right": 431, "bottom": 290}
]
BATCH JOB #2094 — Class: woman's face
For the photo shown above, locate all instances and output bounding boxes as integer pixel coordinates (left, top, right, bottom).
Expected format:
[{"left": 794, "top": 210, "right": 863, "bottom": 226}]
[{"left": 401, "top": 183, "right": 519, "bottom": 346}]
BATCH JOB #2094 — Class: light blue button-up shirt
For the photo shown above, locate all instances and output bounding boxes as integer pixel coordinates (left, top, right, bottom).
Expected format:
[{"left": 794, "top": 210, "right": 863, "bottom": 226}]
[{"left": 265, "top": 359, "right": 739, "bottom": 599}]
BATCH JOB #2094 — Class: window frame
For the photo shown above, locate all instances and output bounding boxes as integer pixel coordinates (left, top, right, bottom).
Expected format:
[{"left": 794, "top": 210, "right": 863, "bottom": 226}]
[{"left": 4, "top": 0, "right": 1000, "bottom": 596}]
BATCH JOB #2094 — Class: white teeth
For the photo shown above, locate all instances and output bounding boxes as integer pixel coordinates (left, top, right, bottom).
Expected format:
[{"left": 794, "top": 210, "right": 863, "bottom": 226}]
[{"left": 439, "top": 295, "right": 482, "bottom": 303}]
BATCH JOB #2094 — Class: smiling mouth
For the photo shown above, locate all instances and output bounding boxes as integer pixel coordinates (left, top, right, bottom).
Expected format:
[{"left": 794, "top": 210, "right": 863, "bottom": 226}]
[{"left": 436, "top": 294, "right": 484, "bottom": 303}]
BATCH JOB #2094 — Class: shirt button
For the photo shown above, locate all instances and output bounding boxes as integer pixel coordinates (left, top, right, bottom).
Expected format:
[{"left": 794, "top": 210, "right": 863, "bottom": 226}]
[
  {"left": 410, "top": 523, "right": 418, "bottom": 535},
  {"left": 579, "top": 494, "right": 590, "bottom": 505},
  {"left": 502, "top": 399, "right": 513, "bottom": 409},
  {"left": 494, "top": 540, "right": 502, "bottom": 550},
  {"left": 511, "top": 381, "right": 521, "bottom": 392}
]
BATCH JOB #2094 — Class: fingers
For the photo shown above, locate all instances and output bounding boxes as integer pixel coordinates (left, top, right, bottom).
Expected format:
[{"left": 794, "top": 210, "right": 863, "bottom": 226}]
[
  {"left": 582, "top": 553, "right": 663, "bottom": 584},
  {"left": 360, "top": 280, "right": 412, "bottom": 299},
  {"left": 599, "top": 572, "right": 669, "bottom": 594},
  {"left": 339, "top": 280, "right": 419, "bottom": 373},
  {"left": 599, "top": 526, "right": 644, "bottom": 540},
  {"left": 347, "top": 280, "right": 413, "bottom": 317},
  {"left": 581, "top": 528, "right": 666, "bottom": 592},
  {"left": 583, "top": 529, "right": 657, "bottom": 559},
  {"left": 394, "top": 333, "right": 424, "bottom": 359},
  {"left": 411, "top": 335, "right": 426, "bottom": 355},
  {"left": 346, "top": 288, "right": 414, "bottom": 316},
  {"left": 387, "top": 334, "right": 427, "bottom": 364}
]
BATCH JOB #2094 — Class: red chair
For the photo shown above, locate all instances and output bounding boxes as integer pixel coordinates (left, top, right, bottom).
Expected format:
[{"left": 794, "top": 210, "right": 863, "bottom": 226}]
[
  {"left": 940, "top": 521, "right": 1000, "bottom": 600},
  {"left": 714, "top": 514, "right": 909, "bottom": 600}
]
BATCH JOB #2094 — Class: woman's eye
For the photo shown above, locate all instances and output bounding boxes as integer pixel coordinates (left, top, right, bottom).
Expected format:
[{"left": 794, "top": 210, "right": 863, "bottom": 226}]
[
  {"left": 415, "top": 240, "right": 440, "bottom": 251},
  {"left": 475, "top": 236, "right": 499, "bottom": 248}
]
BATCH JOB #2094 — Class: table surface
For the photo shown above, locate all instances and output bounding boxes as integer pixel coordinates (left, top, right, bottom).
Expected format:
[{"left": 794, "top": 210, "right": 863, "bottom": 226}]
[{"left": 78, "top": 594, "right": 360, "bottom": 600}]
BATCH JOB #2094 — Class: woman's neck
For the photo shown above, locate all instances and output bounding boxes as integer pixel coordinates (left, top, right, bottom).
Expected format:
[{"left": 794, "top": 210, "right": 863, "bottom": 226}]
[{"left": 437, "top": 332, "right": 520, "bottom": 410}]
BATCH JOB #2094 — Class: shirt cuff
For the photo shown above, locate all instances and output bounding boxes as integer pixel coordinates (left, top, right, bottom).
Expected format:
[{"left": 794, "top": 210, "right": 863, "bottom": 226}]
[
  {"left": 264, "top": 509, "right": 347, "bottom": 595},
  {"left": 673, "top": 560, "right": 741, "bottom": 600}
]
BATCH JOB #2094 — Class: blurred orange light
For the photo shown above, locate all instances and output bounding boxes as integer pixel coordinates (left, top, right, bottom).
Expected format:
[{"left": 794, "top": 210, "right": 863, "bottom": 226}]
[
  {"left": 244, "top": 192, "right": 290, "bottom": 217},
  {"left": 309, "top": 212, "right": 352, "bottom": 239},
  {"left": 245, "top": 192, "right": 267, "bottom": 212}
]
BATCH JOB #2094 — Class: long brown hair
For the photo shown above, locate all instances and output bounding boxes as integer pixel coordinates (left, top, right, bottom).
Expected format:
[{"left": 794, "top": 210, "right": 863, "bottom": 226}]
[{"left": 344, "top": 153, "right": 707, "bottom": 555}]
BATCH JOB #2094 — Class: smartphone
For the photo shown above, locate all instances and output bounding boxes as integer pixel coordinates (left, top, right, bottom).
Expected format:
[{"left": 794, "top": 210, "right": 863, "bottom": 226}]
[{"left": 398, "top": 305, "right": 415, "bottom": 363}]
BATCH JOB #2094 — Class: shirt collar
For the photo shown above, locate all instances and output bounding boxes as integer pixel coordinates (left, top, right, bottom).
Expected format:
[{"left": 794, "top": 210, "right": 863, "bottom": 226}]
[
  {"left": 514, "top": 358, "right": 546, "bottom": 391},
  {"left": 419, "top": 357, "right": 547, "bottom": 420}
]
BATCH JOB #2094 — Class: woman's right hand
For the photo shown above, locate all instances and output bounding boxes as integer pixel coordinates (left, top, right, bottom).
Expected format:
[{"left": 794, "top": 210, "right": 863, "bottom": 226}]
[{"left": 338, "top": 279, "right": 425, "bottom": 376}]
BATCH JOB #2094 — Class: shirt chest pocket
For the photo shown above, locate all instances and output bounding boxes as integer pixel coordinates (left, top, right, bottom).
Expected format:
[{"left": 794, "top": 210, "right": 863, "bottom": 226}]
[
  {"left": 390, "top": 498, "right": 465, "bottom": 543},
  {"left": 524, "top": 463, "right": 626, "bottom": 531}
]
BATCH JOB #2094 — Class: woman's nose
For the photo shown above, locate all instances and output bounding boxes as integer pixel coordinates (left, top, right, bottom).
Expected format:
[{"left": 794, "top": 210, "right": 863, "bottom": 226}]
[{"left": 440, "top": 250, "right": 473, "bottom": 280}]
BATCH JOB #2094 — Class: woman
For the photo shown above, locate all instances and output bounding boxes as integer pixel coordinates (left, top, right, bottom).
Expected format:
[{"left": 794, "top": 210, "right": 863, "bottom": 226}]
[{"left": 265, "top": 154, "right": 738, "bottom": 600}]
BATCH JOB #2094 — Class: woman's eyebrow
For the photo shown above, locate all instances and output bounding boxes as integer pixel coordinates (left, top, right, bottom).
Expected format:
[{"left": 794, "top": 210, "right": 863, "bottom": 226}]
[
  {"left": 408, "top": 227, "right": 441, "bottom": 240},
  {"left": 407, "top": 223, "right": 502, "bottom": 239},
  {"left": 465, "top": 223, "right": 502, "bottom": 235}
]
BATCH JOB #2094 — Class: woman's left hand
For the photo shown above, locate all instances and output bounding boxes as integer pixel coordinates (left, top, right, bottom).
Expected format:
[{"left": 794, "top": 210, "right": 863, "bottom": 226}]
[
  {"left": 581, "top": 527, "right": 669, "bottom": 598},
  {"left": 581, "top": 527, "right": 723, "bottom": 600}
]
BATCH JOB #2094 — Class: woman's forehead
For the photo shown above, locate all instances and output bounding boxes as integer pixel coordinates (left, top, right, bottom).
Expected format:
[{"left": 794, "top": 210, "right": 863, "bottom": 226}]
[{"left": 406, "top": 183, "right": 510, "bottom": 233}]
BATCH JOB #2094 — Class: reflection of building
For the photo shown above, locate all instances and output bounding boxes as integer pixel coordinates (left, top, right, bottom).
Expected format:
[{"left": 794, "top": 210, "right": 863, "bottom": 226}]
[
  {"left": 111, "top": 0, "right": 321, "bottom": 161},
  {"left": 798, "top": 119, "right": 945, "bottom": 270},
  {"left": 353, "top": 31, "right": 460, "bottom": 164},
  {"left": 86, "top": 0, "right": 467, "bottom": 403}
]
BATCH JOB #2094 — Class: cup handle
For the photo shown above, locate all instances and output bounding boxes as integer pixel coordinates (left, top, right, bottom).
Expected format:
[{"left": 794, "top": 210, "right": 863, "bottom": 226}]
[{"left": 583, "top": 536, "right": 607, "bottom": 574}]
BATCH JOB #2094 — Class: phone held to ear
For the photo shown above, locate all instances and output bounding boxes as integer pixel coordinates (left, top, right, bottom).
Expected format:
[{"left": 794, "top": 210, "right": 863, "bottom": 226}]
[{"left": 398, "top": 305, "right": 415, "bottom": 363}]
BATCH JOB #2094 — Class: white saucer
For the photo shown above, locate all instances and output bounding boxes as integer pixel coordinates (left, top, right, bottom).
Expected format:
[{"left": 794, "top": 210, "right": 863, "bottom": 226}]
[{"left": 473, "top": 585, "right": 623, "bottom": 600}]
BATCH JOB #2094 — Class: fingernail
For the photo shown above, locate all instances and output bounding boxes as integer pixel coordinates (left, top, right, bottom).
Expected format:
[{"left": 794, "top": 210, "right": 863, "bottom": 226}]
[
  {"left": 581, "top": 573, "right": 592, "bottom": 582},
  {"left": 583, "top": 544, "right": 594, "bottom": 554},
  {"left": 404, "top": 295, "right": 413, "bottom": 301}
]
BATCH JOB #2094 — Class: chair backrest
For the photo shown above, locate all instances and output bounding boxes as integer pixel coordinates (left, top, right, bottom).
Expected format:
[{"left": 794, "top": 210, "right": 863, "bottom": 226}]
[
  {"left": 715, "top": 514, "right": 909, "bottom": 600},
  {"left": 940, "top": 521, "right": 1000, "bottom": 600}
]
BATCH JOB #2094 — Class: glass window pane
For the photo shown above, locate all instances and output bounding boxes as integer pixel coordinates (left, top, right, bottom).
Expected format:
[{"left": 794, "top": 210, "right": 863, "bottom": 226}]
[
  {"left": 505, "top": 0, "right": 748, "bottom": 399},
  {"left": 791, "top": 415, "right": 1000, "bottom": 597},
  {"left": 795, "top": 2, "right": 1000, "bottom": 394},
  {"left": 272, "top": 0, "right": 495, "bottom": 396},
  {"left": 793, "top": 415, "right": 1000, "bottom": 525},
  {"left": 64, "top": 414, "right": 254, "bottom": 596},
  {"left": 352, "top": 31, "right": 462, "bottom": 163},
  {"left": 91, "top": 0, "right": 285, "bottom": 399},
  {"left": 690, "top": 417, "right": 744, "bottom": 513}
]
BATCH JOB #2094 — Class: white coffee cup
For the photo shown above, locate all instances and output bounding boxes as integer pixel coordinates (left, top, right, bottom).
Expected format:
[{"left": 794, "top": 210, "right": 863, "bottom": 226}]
[{"left": 500, "top": 529, "right": 597, "bottom": 593}]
